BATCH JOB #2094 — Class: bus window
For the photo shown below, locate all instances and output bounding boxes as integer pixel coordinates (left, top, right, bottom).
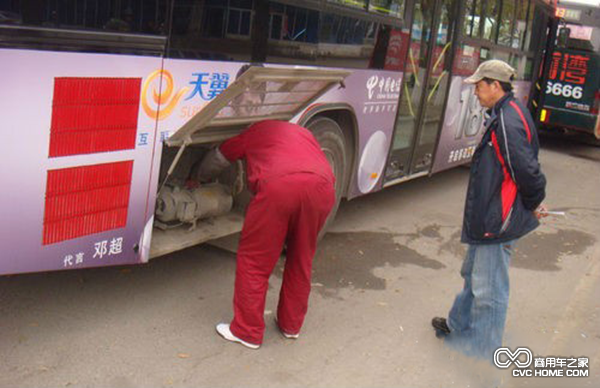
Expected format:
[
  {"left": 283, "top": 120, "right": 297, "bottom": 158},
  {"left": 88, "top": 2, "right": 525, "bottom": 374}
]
[
  {"left": 199, "top": 2, "right": 226, "bottom": 38},
  {"left": 330, "top": 0, "right": 368, "bottom": 9},
  {"left": 369, "top": 0, "right": 406, "bottom": 18},
  {"left": 226, "top": 1, "right": 252, "bottom": 37},
  {"left": 452, "top": 43, "right": 481, "bottom": 76},
  {"left": 491, "top": 49, "right": 510, "bottom": 64},
  {"left": 270, "top": 3, "right": 284, "bottom": 40},
  {"left": 524, "top": 57, "right": 534, "bottom": 80},
  {"left": 168, "top": 1, "right": 401, "bottom": 68},
  {"left": 513, "top": 0, "right": 530, "bottom": 49},
  {"left": 524, "top": 2, "right": 547, "bottom": 54},
  {"left": 483, "top": 0, "right": 500, "bottom": 42},
  {"left": 169, "top": 0, "right": 250, "bottom": 61},
  {"left": 506, "top": 54, "right": 532, "bottom": 81},
  {"left": 0, "top": 0, "right": 168, "bottom": 35},
  {"left": 319, "top": 13, "right": 371, "bottom": 45},
  {"left": 0, "top": 0, "right": 168, "bottom": 55},
  {"left": 530, "top": 3, "right": 548, "bottom": 53},
  {"left": 462, "top": 0, "right": 482, "bottom": 39},
  {"left": 369, "top": 24, "right": 410, "bottom": 70},
  {"left": 498, "top": 0, "right": 515, "bottom": 47},
  {"left": 480, "top": 46, "right": 491, "bottom": 61},
  {"left": 560, "top": 24, "right": 599, "bottom": 52},
  {"left": 507, "top": 53, "right": 520, "bottom": 77},
  {"left": 266, "top": 3, "right": 318, "bottom": 43},
  {"left": 268, "top": 1, "right": 401, "bottom": 69}
]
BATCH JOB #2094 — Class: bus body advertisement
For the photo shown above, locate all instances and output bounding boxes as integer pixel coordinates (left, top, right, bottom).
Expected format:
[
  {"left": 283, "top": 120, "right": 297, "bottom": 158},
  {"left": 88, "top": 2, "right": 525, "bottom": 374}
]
[
  {"left": 0, "top": 49, "right": 406, "bottom": 274},
  {"left": 0, "top": 0, "right": 556, "bottom": 275},
  {"left": 1, "top": 50, "right": 163, "bottom": 274}
]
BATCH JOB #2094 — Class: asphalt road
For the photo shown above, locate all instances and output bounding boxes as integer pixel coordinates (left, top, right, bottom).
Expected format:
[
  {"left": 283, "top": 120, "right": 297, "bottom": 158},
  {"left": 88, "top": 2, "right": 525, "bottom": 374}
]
[{"left": 1, "top": 135, "right": 599, "bottom": 388}]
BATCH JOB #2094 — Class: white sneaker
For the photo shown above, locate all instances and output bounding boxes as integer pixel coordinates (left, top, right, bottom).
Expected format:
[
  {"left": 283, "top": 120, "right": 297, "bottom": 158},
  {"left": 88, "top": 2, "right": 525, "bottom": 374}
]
[
  {"left": 215, "top": 323, "right": 260, "bottom": 349},
  {"left": 281, "top": 331, "right": 300, "bottom": 339},
  {"left": 274, "top": 317, "right": 300, "bottom": 339}
]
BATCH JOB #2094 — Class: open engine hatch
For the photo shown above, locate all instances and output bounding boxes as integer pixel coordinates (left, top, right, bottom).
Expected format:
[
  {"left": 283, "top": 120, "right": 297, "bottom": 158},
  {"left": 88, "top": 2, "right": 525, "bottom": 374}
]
[{"left": 166, "top": 66, "right": 350, "bottom": 146}]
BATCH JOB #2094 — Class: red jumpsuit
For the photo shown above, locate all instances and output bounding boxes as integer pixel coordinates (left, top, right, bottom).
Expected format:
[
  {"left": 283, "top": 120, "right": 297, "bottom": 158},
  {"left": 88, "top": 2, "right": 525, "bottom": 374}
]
[{"left": 219, "top": 120, "right": 336, "bottom": 345}]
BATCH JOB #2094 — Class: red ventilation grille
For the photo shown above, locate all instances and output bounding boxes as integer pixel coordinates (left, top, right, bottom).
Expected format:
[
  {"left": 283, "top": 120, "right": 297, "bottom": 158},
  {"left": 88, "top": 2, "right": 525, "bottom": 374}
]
[
  {"left": 43, "top": 161, "right": 134, "bottom": 245},
  {"left": 49, "top": 78, "right": 141, "bottom": 157}
]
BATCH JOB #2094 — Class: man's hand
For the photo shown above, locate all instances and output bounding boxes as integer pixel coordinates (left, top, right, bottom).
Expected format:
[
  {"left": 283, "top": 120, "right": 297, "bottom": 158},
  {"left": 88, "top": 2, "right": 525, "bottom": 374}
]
[{"left": 534, "top": 204, "right": 549, "bottom": 219}]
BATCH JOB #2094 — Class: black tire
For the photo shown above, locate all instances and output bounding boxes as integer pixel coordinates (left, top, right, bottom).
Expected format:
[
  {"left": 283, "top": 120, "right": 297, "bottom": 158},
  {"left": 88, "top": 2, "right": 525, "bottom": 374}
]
[{"left": 306, "top": 116, "right": 348, "bottom": 237}]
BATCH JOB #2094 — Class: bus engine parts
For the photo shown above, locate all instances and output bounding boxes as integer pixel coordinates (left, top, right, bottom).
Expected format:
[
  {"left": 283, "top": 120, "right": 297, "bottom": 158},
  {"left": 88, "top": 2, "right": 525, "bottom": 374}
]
[{"left": 155, "top": 183, "right": 233, "bottom": 230}]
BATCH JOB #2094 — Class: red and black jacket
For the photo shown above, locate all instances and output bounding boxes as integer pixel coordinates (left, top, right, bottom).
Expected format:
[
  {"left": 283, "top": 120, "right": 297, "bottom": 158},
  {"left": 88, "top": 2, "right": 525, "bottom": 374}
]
[{"left": 462, "top": 92, "right": 546, "bottom": 245}]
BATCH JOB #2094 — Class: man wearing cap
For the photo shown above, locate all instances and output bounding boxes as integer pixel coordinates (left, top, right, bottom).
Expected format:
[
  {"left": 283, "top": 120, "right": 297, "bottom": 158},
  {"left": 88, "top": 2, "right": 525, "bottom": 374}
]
[{"left": 431, "top": 60, "right": 547, "bottom": 361}]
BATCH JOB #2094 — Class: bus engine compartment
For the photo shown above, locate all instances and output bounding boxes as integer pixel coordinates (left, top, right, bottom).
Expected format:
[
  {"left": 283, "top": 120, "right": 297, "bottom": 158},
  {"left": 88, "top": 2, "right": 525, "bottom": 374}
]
[
  {"left": 146, "top": 66, "right": 350, "bottom": 259},
  {"left": 149, "top": 142, "right": 249, "bottom": 259}
]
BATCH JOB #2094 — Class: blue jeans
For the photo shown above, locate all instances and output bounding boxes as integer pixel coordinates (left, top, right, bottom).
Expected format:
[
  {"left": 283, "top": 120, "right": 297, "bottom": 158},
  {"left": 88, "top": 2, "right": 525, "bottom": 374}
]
[{"left": 444, "top": 240, "right": 516, "bottom": 362}]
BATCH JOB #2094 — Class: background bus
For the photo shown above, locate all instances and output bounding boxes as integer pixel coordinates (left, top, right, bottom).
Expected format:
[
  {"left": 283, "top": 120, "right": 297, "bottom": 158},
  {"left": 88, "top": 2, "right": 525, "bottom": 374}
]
[
  {"left": 0, "top": 0, "right": 556, "bottom": 275},
  {"left": 538, "top": 1, "right": 600, "bottom": 141}
]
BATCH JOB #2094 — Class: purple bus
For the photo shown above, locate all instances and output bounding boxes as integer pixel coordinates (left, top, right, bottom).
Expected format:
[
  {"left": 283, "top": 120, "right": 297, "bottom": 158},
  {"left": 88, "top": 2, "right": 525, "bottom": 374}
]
[{"left": 0, "top": 0, "right": 557, "bottom": 275}]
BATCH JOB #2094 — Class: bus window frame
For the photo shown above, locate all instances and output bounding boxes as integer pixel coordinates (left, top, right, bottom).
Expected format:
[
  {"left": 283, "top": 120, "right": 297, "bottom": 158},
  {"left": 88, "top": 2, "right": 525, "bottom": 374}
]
[
  {"left": 273, "top": 0, "right": 405, "bottom": 28},
  {"left": 0, "top": 0, "right": 171, "bottom": 56},
  {"left": 165, "top": 0, "right": 406, "bottom": 66},
  {"left": 497, "top": 0, "right": 517, "bottom": 47},
  {"left": 0, "top": 24, "right": 167, "bottom": 56},
  {"left": 518, "top": 0, "right": 532, "bottom": 51},
  {"left": 455, "top": 1, "right": 551, "bottom": 60}
]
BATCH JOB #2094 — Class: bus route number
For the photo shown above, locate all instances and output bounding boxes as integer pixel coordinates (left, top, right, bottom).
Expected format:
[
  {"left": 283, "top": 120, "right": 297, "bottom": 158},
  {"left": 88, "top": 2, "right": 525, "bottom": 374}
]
[{"left": 545, "top": 82, "right": 583, "bottom": 100}]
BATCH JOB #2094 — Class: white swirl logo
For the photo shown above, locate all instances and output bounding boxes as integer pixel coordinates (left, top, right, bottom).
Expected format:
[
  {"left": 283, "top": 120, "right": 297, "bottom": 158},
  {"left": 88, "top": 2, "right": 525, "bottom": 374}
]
[{"left": 494, "top": 347, "right": 533, "bottom": 369}]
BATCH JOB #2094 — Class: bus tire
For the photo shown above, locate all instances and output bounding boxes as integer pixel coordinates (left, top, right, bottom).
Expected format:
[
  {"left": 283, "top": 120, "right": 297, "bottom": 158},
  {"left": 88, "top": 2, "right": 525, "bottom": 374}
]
[{"left": 306, "top": 116, "right": 348, "bottom": 238}]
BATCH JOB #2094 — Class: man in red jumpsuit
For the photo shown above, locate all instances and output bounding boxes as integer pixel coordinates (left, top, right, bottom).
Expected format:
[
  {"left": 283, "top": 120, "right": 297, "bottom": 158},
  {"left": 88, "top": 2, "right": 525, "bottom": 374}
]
[{"left": 198, "top": 119, "right": 336, "bottom": 349}]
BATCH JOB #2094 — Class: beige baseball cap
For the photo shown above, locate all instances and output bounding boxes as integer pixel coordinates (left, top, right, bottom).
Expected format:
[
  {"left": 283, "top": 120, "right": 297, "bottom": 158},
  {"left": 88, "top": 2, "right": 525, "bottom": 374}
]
[{"left": 464, "top": 59, "right": 516, "bottom": 84}]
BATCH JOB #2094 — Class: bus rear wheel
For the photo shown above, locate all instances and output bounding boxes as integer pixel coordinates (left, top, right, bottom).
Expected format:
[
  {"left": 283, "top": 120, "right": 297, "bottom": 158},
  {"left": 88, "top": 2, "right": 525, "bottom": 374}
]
[{"left": 306, "top": 116, "right": 348, "bottom": 237}]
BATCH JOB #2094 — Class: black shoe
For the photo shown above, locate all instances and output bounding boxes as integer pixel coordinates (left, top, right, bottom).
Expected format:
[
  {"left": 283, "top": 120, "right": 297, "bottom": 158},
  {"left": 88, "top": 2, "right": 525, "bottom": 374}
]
[{"left": 431, "top": 317, "right": 451, "bottom": 336}]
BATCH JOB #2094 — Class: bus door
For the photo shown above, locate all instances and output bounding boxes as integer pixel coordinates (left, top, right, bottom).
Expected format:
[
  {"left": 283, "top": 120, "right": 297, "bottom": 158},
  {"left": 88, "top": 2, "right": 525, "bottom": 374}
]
[{"left": 384, "top": 0, "right": 456, "bottom": 183}]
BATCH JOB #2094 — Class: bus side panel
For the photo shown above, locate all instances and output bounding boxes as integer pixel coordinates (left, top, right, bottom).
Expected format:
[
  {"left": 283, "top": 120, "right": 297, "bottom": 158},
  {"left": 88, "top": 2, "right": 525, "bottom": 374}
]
[
  {"left": 432, "top": 78, "right": 533, "bottom": 174},
  {"left": 0, "top": 49, "right": 161, "bottom": 275},
  {"left": 150, "top": 60, "right": 402, "bottom": 201},
  {"left": 153, "top": 59, "right": 248, "bottom": 138},
  {"left": 431, "top": 76, "right": 484, "bottom": 174},
  {"left": 292, "top": 69, "right": 403, "bottom": 200},
  {"left": 137, "top": 59, "right": 247, "bottom": 261},
  {"left": 512, "top": 81, "right": 533, "bottom": 104}
]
